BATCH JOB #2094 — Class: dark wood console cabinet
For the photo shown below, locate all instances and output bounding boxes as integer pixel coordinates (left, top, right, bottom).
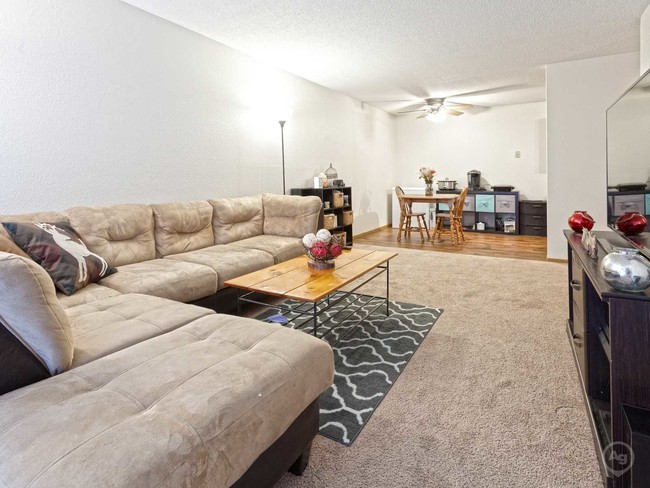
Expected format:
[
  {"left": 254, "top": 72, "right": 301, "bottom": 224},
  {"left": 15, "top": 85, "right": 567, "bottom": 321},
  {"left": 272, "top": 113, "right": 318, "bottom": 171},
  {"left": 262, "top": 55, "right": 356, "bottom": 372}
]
[{"left": 566, "top": 230, "right": 650, "bottom": 487}]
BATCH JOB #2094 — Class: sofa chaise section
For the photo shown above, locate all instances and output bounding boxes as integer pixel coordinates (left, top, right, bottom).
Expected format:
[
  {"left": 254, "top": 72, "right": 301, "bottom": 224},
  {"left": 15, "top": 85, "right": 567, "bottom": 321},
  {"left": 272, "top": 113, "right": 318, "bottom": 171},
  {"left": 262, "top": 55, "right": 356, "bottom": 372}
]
[
  {"left": 65, "top": 293, "right": 215, "bottom": 366},
  {"left": 0, "top": 314, "right": 334, "bottom": 488}
]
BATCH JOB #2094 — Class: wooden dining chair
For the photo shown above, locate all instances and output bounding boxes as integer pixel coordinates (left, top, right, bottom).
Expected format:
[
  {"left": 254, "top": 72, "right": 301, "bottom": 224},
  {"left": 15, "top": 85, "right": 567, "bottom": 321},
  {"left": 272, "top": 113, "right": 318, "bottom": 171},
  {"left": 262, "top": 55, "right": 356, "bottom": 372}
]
[
  {"left": 395, "top": 186, "right": 430, "bottom": 242},
  {"left": 434, "top": 187, "right": 468, "bottom": 244}
]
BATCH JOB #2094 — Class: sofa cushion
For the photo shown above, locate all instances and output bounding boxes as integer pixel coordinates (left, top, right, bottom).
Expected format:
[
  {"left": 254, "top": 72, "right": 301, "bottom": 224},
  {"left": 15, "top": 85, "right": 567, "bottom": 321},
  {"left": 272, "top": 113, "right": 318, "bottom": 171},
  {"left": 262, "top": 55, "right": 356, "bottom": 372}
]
[
  {"left": 3, "top": 222, "right": 116, "bottom": 295},
  {"left": 231, "top": 235, "right": 305, "bottom": 263},
  {"left": 210, "top": 195, "right": 264, "bottom": 244},
  {"left": 262, "top": 194, "right": 322, "bottom": 238},
  {"left": 67, "top": 204, "right": 156, "bottom": 267},
  {"left": 0, "top": 314, "right": 334, "bottom": 488},
  {"left": 165, "top": 245, "right": 274, "bottom": 290},
  {"left": 99, "top": 259, "right": 218, "bottom": 302},
  {"left": 65, "top": 294, "right": 215, "bottom": 366},
  {"left": 151, "top": 201, "right": 214, "bottom": 257},
  {"left": 0, "top": 211, "right": 70, "bottom": 239},
  {"left": 0, "top": 252, "right": 73, "bottom": 375},
  {"left": 0, "top": 234, "right": 31, "bottom": 259},
  {"left": 57, "top": 284, "right": 121, "bottom": 309}
]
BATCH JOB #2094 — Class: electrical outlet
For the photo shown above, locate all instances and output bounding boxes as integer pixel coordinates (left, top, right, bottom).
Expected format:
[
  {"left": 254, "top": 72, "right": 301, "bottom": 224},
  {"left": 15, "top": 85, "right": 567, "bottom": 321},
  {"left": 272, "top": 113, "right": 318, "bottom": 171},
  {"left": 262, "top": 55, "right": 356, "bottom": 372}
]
[{"left": 515, "top": 151, "right": 521, "bottom": 158}]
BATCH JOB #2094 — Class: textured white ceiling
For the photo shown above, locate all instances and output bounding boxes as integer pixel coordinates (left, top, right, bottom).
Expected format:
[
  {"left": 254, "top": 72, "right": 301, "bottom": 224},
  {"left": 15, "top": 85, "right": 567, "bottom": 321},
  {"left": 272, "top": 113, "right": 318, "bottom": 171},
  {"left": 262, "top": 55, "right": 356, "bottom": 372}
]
[{"left": 122, "top": 0, "right": 648, "bottom": 111}]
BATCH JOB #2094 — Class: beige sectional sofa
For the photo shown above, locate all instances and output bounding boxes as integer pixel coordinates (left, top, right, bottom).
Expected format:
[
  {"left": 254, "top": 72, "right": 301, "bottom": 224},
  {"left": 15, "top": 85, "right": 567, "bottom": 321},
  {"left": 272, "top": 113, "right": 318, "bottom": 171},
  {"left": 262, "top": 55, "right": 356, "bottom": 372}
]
[{"left": 0, "top": 194, "right": 334, "bottom": 488}]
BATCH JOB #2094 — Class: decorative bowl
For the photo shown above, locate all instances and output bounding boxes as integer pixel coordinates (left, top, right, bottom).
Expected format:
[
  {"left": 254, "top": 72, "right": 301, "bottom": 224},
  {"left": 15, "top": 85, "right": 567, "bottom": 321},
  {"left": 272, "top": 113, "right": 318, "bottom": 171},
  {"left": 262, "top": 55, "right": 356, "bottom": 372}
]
[
  {"left": 304, "top": 232, "right": 342, "bottom": 270},
  {"left": 599, "top": 247, "right": 650, "bottom": 292}
]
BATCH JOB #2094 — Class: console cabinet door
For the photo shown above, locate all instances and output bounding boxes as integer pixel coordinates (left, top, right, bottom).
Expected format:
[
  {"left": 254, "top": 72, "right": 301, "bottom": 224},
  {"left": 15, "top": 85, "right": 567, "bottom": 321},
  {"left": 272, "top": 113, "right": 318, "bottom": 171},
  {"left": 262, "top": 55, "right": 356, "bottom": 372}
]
[{"left": 571, "top": 252, "right": 587, "bottom": 380}]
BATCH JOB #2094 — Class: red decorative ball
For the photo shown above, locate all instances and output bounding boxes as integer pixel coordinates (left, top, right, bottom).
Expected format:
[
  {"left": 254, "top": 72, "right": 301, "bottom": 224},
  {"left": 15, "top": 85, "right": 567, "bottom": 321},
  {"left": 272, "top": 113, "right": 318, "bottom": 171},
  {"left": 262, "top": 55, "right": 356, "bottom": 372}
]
[
  {"left": 568, "top": 210, "right": 595, "bottom": 233},
  {"left": 310, "top": 241, "right": 328, "bottom": 258},
  {"left": 616, "top": 212, "right": 648, "bottom": 236},
  {"left": 329, "top": 243, "right": 343, "bottom": 257}
]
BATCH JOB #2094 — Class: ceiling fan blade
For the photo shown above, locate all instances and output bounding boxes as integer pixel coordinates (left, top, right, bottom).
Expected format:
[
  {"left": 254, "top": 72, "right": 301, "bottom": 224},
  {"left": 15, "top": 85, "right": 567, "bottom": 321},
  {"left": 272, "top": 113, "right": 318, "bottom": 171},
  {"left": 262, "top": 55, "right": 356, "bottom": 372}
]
[
  {"left": 398, "top": 109, "right": 427, "bottom": 113},
  {"left": 366, "top": 100, "right": 417, "bottom": 103},
  {"left": 445, "top": 103, "right": 473, "bottom": 110},
  {"left": 416, "top": 111, "right": 431, "bottom": 119},
  {"left": 445, "top": 109, "right": 464, "bottom": 116}
]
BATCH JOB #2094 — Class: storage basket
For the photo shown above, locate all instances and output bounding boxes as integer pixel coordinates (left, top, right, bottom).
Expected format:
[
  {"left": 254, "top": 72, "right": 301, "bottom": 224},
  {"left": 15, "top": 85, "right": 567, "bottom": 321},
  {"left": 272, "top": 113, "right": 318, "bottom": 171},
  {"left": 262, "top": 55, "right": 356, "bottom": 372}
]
[
  {"left": 332, "top": 191, "right": 344, "bottom": 208},
  {"left": 324, "top": 213, "right": 338, "bottom": 230},
  {"left": 333, "top": 231, "right": 347, "bottom": 246},
  {"left": 342, "top": 210, "right": 353, "bottom": 226}
]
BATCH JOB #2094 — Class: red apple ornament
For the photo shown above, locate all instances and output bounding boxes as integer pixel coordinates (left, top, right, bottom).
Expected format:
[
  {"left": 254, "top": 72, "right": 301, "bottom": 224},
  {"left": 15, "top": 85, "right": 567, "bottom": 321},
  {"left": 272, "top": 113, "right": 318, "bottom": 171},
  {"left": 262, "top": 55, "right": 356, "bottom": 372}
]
[
  {"left": 616, "top": 212, "right": 647, "bottom": 236},
  {"left": 568, "top": 211, "right": 595, "bottom": 233}
]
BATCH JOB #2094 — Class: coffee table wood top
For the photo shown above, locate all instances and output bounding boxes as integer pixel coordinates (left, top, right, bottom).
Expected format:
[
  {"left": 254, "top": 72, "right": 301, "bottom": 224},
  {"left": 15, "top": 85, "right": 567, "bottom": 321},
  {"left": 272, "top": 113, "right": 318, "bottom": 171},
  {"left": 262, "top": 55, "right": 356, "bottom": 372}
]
[{"left": 224, "top": 248, "right": 397, "bottom": 302}]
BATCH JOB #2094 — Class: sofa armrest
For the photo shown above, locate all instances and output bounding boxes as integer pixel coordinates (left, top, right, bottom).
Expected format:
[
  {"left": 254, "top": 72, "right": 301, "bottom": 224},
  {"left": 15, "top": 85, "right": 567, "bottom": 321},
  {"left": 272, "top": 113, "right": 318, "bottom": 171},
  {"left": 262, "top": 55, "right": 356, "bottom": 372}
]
[{"left": 262, "top": 194, "right": 322, "bottom": 238}]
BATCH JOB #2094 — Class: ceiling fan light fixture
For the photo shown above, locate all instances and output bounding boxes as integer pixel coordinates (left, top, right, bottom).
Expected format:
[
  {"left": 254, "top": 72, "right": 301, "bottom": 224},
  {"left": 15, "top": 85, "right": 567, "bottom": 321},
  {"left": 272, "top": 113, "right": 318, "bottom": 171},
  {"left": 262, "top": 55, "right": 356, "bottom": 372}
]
[{"left": 426, "top": 109, "right": 447, "bottom": 123}]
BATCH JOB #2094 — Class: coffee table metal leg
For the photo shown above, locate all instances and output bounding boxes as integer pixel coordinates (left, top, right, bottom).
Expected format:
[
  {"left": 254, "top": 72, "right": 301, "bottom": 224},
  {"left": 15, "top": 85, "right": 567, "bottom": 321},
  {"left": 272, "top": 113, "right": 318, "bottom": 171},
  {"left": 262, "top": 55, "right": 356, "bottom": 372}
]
[
  {"left": 237, "top": 290, "right": 241, "bottom": 316},
  {"left": 313, "top": 302, "right": 318, "bottom": 337},
  {"left": 386, "top": 261, "right": 390, "bottom": 316}
]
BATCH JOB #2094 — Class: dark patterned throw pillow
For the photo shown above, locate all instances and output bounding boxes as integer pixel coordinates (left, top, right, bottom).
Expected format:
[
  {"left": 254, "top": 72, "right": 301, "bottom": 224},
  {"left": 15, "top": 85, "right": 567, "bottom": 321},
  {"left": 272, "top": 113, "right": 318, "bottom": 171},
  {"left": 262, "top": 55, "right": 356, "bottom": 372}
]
[{"left": 2, "top": 222, "right": 116, "bottom": 296}]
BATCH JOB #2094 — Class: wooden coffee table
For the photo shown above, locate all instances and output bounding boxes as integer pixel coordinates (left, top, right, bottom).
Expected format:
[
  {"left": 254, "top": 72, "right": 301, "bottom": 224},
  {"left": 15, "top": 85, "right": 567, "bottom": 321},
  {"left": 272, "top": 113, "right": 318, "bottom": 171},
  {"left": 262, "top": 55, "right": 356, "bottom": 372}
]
[{"left": 224, "top": 248, "right": 397, "bottom": 341}]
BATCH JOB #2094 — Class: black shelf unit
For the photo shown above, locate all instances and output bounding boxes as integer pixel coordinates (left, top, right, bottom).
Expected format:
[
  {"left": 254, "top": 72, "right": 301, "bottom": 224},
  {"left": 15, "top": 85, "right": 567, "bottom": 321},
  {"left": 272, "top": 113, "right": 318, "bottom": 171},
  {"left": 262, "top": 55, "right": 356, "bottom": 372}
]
[{"left": 290, "top": 187, "right": 353, "bottom": 246}]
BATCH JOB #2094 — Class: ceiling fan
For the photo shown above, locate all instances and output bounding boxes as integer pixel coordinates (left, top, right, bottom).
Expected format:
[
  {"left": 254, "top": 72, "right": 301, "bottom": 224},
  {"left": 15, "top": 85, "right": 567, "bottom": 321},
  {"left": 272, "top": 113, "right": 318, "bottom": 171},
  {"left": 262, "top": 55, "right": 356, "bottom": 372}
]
[{"left": 398, "top": 98, "right": 474, "bottom": 121}]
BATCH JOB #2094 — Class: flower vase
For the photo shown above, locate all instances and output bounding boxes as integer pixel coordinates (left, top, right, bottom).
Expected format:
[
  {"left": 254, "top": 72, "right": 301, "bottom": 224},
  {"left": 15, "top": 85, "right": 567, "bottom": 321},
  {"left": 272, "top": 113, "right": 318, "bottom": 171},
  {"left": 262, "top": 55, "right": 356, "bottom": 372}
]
[{"left": 425, "top": 183, "right": 433, "bottom": 196}]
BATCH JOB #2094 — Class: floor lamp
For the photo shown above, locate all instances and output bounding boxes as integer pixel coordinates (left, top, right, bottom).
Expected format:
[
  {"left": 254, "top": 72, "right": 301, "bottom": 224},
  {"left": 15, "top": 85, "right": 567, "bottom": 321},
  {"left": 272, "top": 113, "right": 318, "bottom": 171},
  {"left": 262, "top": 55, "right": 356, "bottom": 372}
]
[{"left": 279, "top": 120, "right": 286, "bottom": 195}]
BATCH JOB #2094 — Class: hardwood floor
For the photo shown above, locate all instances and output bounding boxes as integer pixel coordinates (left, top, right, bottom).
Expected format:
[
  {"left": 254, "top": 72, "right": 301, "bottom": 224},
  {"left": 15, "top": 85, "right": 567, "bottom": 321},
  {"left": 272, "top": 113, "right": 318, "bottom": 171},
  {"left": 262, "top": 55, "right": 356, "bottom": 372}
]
[{"left": 355, "top": 226, "right": 549, "bottom": 261}]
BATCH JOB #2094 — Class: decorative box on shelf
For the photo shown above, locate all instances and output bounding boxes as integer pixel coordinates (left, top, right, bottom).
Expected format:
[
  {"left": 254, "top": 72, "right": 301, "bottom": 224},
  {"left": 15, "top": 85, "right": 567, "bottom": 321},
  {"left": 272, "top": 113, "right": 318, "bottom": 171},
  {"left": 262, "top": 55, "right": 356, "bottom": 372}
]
[
  {"left": 342, "top": 210, "right": 353, "bottom": 226},
  {"left": 332, "top": 191, "right": 344, "bottom": 208},
  {"left": 333, "top": 231, "right": 347, "bottom": 246},
  {"left": 323, "top": 213, "right": 338, "bottom": 230}
]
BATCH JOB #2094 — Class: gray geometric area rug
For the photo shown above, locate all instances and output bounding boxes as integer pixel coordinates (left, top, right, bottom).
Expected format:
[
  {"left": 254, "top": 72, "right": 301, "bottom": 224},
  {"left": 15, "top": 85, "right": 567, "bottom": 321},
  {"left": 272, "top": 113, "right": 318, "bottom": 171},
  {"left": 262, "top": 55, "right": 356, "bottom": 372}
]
[{"left": 256, "top": 293, "right": 442, "bottom": 446}]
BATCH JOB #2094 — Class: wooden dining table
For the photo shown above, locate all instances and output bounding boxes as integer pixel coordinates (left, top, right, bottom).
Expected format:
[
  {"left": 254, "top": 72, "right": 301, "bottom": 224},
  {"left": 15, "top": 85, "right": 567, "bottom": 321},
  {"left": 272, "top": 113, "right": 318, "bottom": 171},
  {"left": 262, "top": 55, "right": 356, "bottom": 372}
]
[{"left": 398, "top": 193, "right": 459, "bottom": 243}]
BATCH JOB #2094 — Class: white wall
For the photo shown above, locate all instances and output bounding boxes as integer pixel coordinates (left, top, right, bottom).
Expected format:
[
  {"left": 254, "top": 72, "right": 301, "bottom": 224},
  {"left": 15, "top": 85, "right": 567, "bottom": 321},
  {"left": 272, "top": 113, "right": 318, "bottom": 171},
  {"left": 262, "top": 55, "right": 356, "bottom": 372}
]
[
  {"left": 0, "top": 0, "right": 395, "bottom": 235},
  {"left": 641, "top": 3, "right": 650, "bottom": 74},
  {"left": 395, "top": 102, "right": 547, "bottom": 201},
  {"left": 546, "top": 52, "right": 639, "bottom": 259}
]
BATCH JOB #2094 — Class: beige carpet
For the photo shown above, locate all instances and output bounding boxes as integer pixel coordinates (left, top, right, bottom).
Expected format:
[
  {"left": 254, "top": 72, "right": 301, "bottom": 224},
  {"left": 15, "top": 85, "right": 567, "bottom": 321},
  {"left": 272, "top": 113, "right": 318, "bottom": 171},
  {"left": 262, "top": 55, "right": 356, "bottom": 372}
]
[{"left": 276, "top": 245, "right": 602, "bottom": 488}]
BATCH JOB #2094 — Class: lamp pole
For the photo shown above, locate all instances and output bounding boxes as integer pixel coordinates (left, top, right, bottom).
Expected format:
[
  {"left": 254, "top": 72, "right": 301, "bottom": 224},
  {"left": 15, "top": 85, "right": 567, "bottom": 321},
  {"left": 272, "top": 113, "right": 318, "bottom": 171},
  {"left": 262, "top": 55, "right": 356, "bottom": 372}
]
[{"left": 279, "top": 120, "right": 286, "bottom": 195}]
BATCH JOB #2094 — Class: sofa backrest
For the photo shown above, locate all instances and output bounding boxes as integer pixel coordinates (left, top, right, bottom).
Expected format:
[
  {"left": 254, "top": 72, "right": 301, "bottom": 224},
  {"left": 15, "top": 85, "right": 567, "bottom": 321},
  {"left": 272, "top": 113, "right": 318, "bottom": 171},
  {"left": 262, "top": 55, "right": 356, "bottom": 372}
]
[
  {"left": 210, "top": 195, "right": 264, "bottom": 245},
  {"left": 0, "top": 252, "right": 74, "bottom": 390},
  {"left": 67, "top": 204, "right": 156, "bottom": 267},
  {"left": 151, "top": 201, "right": 214, "bottom": 257},
  {"left": 0, "top": 212, "right": 69, "bottom": 239},
  {"left": 262, "top": 194, "right": 322, "bottom": 237}
]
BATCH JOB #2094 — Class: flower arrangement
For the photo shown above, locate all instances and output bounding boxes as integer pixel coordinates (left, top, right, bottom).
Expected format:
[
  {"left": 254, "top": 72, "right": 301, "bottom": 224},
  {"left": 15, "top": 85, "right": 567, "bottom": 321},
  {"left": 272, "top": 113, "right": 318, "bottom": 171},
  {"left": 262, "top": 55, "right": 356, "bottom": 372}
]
[
  {"left": 418, "top": 167, "right": 437, "bottom": 184},
  {"left": 302, "top": 229, "right": 343, "bottom": 269}
]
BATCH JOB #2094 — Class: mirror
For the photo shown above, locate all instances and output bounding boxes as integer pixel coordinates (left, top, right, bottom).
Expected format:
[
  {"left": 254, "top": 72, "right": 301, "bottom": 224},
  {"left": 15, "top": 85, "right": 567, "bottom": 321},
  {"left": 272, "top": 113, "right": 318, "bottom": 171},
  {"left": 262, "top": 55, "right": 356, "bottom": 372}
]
[{"left": 606, "top": 69, "right": 650, "bottom": 240}]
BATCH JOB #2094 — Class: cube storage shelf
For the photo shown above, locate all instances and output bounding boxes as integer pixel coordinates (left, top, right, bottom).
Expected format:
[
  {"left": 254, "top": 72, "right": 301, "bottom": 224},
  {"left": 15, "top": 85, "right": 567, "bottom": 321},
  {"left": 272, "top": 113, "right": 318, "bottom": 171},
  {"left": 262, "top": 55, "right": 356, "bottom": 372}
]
[
  {"left": 437, "top": 190, "right": 520, "bottom": 235},
  {"left": 290, "top": 187, "right": 354, "bottom": 246}
]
